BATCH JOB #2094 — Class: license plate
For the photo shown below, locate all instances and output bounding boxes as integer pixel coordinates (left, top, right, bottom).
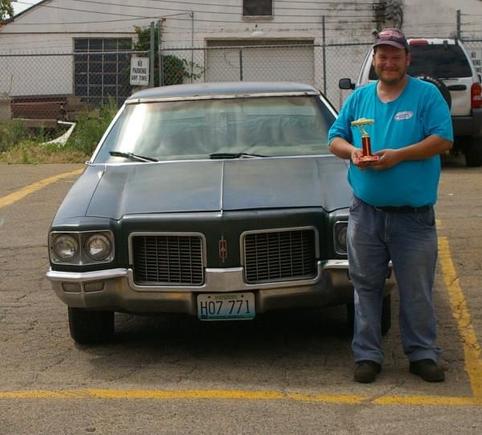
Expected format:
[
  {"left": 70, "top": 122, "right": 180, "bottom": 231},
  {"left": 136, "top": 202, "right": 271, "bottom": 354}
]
[{"left": 197, "top": 292, "right": 255, "bottom": 321}]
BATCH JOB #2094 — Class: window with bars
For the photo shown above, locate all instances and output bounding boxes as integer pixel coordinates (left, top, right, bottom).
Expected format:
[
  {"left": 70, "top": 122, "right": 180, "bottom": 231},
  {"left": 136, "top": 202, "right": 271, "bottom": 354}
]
[
  {"left": 243, "top": 0, "right": 272, "bottom": 17},
  {"left": 73, "top": 38, "right": 133, "bottom": 106}
]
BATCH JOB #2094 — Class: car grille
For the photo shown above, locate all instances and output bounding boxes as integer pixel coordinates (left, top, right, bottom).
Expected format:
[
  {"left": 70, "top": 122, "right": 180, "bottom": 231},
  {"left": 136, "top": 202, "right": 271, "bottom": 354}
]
[
  {"left": 131, "top": 235, "right": 204, "bottom": 285},
  {"left": 243, "top": 229, "right": 317, "bottom": 284}
]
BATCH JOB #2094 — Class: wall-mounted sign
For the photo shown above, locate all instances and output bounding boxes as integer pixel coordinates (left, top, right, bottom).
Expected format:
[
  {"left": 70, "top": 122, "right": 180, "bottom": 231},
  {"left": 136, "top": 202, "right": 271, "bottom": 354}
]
[{"left": 130, "top": 57, "right": 149, "bottom": 86}]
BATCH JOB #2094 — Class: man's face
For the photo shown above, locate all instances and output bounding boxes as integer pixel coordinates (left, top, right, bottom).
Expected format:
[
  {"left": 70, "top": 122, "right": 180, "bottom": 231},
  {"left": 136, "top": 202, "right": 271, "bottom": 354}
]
[{"left": 372, "top": 45, "right": 410, "bottom": 85}]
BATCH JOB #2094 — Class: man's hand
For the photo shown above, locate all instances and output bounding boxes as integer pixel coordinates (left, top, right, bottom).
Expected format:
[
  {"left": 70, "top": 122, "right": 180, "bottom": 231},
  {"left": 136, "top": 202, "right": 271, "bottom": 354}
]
[
  {"left": 372, "top": 149, "right": 402, "bottom": 169},
  {"left": 351, "top": 148, "right": 379, "bottom": 168},
  {"left": 351, "top": 148, "right": 401, "bottom": 170}
]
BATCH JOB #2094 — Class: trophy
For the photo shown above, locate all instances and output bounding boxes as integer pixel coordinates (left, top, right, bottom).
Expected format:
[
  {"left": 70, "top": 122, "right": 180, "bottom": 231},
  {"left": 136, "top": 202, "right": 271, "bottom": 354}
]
[{"left": 351, "top": 118, "right": 379, "bottom": 162}]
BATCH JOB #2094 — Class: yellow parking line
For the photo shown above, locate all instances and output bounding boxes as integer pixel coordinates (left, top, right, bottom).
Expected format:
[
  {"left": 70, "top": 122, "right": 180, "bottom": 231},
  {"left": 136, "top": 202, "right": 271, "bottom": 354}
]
[
  {"left": 439, "top": 236, "right": 482, "bottom": 399},
  {"left": 0, "top": 389, "right": 481, "bottom": 406},
  {"left": 0, "top": 168, "right": 83, "bottom": 210}
]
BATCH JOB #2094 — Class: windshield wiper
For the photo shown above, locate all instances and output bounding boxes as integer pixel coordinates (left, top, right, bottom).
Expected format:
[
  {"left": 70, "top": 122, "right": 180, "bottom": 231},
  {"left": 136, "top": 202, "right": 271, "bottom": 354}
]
[
  {"left": 110, "top": 150, "right": 158, "bottom": 162},
  {"left": 209, "top": 152, "right": 266, "bottom": 159}
]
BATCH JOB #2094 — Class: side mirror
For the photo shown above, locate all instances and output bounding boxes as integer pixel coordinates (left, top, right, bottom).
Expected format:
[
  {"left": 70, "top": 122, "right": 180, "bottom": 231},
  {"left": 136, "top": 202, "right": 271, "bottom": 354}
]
[{"left": 339, "top": 78, "right": 355, "bottom": 90}]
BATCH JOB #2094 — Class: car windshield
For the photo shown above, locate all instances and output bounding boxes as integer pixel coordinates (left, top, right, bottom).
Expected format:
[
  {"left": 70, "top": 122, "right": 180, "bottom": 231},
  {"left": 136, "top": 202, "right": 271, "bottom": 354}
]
[
  {"left": 369, "top": 44, "right": 472, "bottom": 80},
  {"left": 93, "top": 95, "right": 335, "bottom": 163}
]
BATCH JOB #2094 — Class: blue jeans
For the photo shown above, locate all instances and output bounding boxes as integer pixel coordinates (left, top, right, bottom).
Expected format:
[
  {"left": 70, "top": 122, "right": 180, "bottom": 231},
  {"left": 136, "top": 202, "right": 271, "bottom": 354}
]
[{"left": 348, "top": 196, "right": 441, "bottom": 365}]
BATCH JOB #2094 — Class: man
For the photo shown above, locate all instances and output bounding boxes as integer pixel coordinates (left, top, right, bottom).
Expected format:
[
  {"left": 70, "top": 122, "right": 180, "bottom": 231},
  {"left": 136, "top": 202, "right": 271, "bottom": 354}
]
[{"left": 328, "top": 28, "right": 453, "bottom": 383}]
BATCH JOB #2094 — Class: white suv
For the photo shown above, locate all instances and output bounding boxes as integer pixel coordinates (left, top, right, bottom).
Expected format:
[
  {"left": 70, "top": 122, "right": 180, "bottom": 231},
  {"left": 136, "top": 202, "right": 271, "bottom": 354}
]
[{"left": 340, "top": 38, "right": 482, "bottom": 167}]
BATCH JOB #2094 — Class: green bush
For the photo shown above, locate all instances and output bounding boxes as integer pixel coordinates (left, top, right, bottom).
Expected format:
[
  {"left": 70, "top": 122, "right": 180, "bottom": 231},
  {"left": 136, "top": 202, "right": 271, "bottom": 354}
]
[
  {"left": 133, "top": 26, "right": 203, "bottom": 86},
  {"left": 0, "top": 120, "right": 29, "bottom": 152},
  {"left": 66, "top": 99, "right": 118, "bottom": 155}
]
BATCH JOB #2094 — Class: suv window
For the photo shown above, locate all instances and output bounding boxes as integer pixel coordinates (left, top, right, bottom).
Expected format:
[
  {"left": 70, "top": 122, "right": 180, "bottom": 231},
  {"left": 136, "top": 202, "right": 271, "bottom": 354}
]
[{"left": 368, "top": 44, "right": 472, "bottom": 80}]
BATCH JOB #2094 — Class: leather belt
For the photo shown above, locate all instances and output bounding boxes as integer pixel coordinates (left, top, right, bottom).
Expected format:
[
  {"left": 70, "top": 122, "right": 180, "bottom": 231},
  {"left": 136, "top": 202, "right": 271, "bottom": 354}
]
[{"left": 375, "top": 205, "right": 432, "bottom": 213}]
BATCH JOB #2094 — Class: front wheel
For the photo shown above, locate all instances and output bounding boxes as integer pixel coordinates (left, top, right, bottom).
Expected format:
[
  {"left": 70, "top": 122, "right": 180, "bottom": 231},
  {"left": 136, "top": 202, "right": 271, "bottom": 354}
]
[
  {"left": 68, "top": 307, "right": 114, "bottom": 345},
  {"left": 346, "top": 294, "right": 392, "bottom": 336}
]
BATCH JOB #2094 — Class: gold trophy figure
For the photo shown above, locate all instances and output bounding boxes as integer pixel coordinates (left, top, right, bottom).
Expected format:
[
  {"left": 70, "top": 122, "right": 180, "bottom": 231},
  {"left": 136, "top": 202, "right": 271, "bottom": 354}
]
[{"left": 351, "top": 118, "right": 379, "bottom": 162}]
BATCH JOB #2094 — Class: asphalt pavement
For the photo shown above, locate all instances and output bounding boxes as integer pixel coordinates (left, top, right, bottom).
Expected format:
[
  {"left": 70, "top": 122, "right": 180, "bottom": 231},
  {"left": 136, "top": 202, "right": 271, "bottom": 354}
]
[{"left": 0, "top": 160, "right": 481, "bottom": 434}]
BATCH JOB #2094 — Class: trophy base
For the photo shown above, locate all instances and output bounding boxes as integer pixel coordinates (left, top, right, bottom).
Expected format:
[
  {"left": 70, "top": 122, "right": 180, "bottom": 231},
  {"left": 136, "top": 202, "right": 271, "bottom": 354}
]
[{"left": 359, "top": 155, "right": 380, "bottom": 162}]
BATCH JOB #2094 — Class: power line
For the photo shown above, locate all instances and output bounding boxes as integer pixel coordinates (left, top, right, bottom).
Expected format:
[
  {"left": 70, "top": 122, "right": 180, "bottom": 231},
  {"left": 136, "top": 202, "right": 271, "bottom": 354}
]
[
  {"left": 9, "top": 16, "right": 378, "bottom": 26},
  {"left": 17, "top": 0, "right": 380, "bottom": 25},
  {"left": 74, "top": 0, "right": 378, "bottom": 14},
  {"left": 15, "top": 1, "right": 152, "bottom": 18},
  {"left": 14, "top": 0, "right": 457, "bottom": 37},
  {"left": 13, "top": 0, "right": 382, "bottom": 25}
]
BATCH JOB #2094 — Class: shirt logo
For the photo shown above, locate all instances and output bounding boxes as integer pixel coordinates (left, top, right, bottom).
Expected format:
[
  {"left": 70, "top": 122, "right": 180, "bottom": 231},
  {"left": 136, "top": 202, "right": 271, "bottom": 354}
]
[{"left": 394, "top": 111, "right": 413, "bottom": 121}]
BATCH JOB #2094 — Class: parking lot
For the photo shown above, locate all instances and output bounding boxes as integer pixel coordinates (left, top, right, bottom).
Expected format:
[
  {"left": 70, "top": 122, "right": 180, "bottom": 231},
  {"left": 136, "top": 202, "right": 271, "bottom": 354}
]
[{"left": 0, "top": 159, "right": 481, "bottom": 434}]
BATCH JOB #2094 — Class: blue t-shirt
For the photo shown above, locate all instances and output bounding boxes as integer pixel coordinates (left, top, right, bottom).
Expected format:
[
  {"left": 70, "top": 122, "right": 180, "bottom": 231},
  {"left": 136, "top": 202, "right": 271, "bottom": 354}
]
[{"left": 328, "top": 76, "right": 453, "bottom": 207}]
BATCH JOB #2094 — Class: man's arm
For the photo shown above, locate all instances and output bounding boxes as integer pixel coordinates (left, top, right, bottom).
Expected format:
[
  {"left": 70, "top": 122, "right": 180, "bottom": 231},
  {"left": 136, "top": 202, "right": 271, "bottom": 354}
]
[{"left": 373, "top": 135, "right": 453, "bottom": 169}]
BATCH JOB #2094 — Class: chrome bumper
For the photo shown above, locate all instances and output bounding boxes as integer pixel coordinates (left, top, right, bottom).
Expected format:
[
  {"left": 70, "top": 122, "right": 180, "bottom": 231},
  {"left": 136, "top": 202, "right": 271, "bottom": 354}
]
[{"left": 47, "top": 260, "right": 395, "bottom": 315}]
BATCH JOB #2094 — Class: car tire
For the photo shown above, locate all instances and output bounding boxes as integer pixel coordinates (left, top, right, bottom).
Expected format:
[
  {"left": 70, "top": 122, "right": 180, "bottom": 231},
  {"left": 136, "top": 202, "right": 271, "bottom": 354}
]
[
  {"left": 346, "top": 294, "right": 392, "bottom": 336},
  {"left": 418, "top": 76, "right": 452, "bottom": 109},
  {"left": 68, "top": 307, "right": 114, "bottom": 345},
  {"left": 464, "top": 137, "right": 482, "bottom": 167}
]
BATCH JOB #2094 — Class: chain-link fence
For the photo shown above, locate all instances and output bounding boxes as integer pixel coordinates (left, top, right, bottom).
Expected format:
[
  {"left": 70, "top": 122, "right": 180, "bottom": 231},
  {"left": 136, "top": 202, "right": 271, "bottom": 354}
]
[
  {"left": 0, "top": 42, "right": 372, "bottom": 122},
  {"left": 0, "top": 48, "right": 148, "bottom": 121},
  {"left": 2, "top": 38, "right": 482, "bottom": 122},
  {"left": 460, "top": 40, "right": 482, "bottom": 76},
  {"left": 160, "top": 42, "right": 372, "bottom": 109}
]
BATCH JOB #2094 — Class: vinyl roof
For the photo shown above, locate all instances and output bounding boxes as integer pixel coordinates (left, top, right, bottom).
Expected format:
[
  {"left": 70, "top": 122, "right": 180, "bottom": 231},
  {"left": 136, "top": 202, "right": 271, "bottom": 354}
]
[{"left": 127, "top": 81, "right": 319, "bottom": 101}]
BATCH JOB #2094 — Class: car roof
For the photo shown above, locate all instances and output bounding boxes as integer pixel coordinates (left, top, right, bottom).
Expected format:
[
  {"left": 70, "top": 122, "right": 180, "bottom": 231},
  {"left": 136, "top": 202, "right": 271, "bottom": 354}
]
[{"left": 127, "top": 81, "right": 319, "bottom": 102}]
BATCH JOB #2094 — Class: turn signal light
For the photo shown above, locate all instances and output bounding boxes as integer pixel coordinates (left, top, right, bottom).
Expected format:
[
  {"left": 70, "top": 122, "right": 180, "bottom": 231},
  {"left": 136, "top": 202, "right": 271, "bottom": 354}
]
[{"left": 471, "top": 83, "right": 482, "bottom": 109}]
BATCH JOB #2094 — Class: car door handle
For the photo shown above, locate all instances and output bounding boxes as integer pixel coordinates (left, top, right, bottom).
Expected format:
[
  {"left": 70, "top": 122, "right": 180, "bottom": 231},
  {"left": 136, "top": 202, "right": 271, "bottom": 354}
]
[{"left": 447, "top": 85, "right": 467, "bottom": 91}]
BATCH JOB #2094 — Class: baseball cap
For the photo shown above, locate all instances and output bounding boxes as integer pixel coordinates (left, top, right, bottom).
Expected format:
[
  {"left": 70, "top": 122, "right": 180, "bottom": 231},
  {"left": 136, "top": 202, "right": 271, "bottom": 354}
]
[{"left": 373, "top": 28, "right": 409, "bottom": 50}]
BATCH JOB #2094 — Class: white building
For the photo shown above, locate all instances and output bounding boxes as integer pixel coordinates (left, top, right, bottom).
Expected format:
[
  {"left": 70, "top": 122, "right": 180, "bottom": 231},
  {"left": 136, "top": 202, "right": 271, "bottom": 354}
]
[{"left": 1, "top": 0, "right": 481, "bottom": 108}]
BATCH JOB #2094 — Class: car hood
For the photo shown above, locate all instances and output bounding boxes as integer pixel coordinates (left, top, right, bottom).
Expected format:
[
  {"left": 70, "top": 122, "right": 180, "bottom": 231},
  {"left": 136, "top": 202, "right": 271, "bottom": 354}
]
[{"left": 68, "top": 157, "right": 351, "bottom": 220}]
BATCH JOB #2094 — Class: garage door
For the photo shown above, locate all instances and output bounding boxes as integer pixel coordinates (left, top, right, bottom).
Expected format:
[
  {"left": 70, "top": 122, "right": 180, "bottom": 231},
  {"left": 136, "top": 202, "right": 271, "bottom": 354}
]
[{"left": 206, "top": 40, "right": 314, "bottom": 85}]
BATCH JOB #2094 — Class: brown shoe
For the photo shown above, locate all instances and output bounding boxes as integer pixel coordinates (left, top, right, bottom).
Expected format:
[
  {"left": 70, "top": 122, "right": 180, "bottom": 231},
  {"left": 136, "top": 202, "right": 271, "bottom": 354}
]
[
  {"left": 354, "top": 360, "right": 381, "bottom": 383},
  {"left": 409, "top": 359, "right": 445, "bottom": 382}
]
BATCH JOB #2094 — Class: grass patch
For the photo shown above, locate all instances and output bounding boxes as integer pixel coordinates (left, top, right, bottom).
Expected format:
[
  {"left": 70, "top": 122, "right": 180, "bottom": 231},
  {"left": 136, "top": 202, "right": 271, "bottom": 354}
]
[
  {"left": 0, "top": 120, "right": 31, "bottom": 153},
  {"left": 0, "top": 100, "right": 118, "bottom": 164},
  {"left": 0, "top": 141, "right": 90, "bottom": 164}
]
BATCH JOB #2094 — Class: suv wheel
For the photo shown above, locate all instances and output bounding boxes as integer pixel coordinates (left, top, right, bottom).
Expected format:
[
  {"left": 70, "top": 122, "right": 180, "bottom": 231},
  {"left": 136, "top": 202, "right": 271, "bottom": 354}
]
[
  {"left": 68, "top": 307, "right": 115, "bottom": 344},
  {"left": 465, "top": 137, "right": 482, "bottom": 167}
]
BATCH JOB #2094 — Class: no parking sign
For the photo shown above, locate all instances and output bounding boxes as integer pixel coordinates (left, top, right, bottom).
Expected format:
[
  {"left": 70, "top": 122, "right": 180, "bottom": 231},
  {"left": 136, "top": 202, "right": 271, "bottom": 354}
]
[{"left": 130, "top": 57, "right": 150, "bottom": 86}]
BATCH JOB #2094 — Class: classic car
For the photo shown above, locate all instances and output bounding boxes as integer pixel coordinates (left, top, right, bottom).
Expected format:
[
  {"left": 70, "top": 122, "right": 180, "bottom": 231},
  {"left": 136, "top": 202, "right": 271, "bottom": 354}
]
[{"left": 47, "top": 82, "right": 394, "bottom": 344}]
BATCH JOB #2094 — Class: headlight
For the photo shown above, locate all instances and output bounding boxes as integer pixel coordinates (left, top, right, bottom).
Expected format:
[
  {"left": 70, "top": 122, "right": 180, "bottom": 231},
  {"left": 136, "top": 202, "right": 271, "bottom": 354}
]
[
  {"left": 49, "top": 231, "right": 114, "bottom": 265},
  {"left": 334, "top": 221, "right": 348, "bottom": 254},
  {"left": 52, "top": 234, "right": 79, "bottom": 261},
  {"left": 85, "top": 234, "right": 112, "bottom": 261}
]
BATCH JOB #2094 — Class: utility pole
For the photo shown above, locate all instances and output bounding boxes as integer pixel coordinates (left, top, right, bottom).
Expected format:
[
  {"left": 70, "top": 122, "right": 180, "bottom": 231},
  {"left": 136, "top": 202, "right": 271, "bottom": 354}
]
[
  {"left": 322, "top": 15, "right": 326, "bottom": 96},
  {"left": 149, "top": 21, "right": 155, "bottom": 87},
  {"left": 158, "top": 19, "right": 163, "bottom": 86},
  {"left": 456, "top": 9, "right": 461, "bottom": 40}
]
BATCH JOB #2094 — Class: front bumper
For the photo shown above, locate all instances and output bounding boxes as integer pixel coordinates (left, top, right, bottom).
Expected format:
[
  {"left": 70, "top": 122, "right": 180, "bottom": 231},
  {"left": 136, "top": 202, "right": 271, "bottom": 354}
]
[{"left": 47, "top": 260, "right": 395, "bottom": 315}]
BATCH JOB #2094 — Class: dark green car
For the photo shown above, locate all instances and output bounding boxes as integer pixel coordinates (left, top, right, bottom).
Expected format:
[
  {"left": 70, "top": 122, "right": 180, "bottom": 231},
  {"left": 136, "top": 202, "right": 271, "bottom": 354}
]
[{"left": 47, "top": 82, "right": 394, "bottom": 344}]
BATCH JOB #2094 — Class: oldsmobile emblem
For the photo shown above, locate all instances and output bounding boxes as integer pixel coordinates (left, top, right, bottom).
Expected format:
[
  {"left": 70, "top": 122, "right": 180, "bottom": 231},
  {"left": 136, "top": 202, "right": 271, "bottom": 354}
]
[{"left": 218, "top": 237, "right": 228, "bottom": 263}]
